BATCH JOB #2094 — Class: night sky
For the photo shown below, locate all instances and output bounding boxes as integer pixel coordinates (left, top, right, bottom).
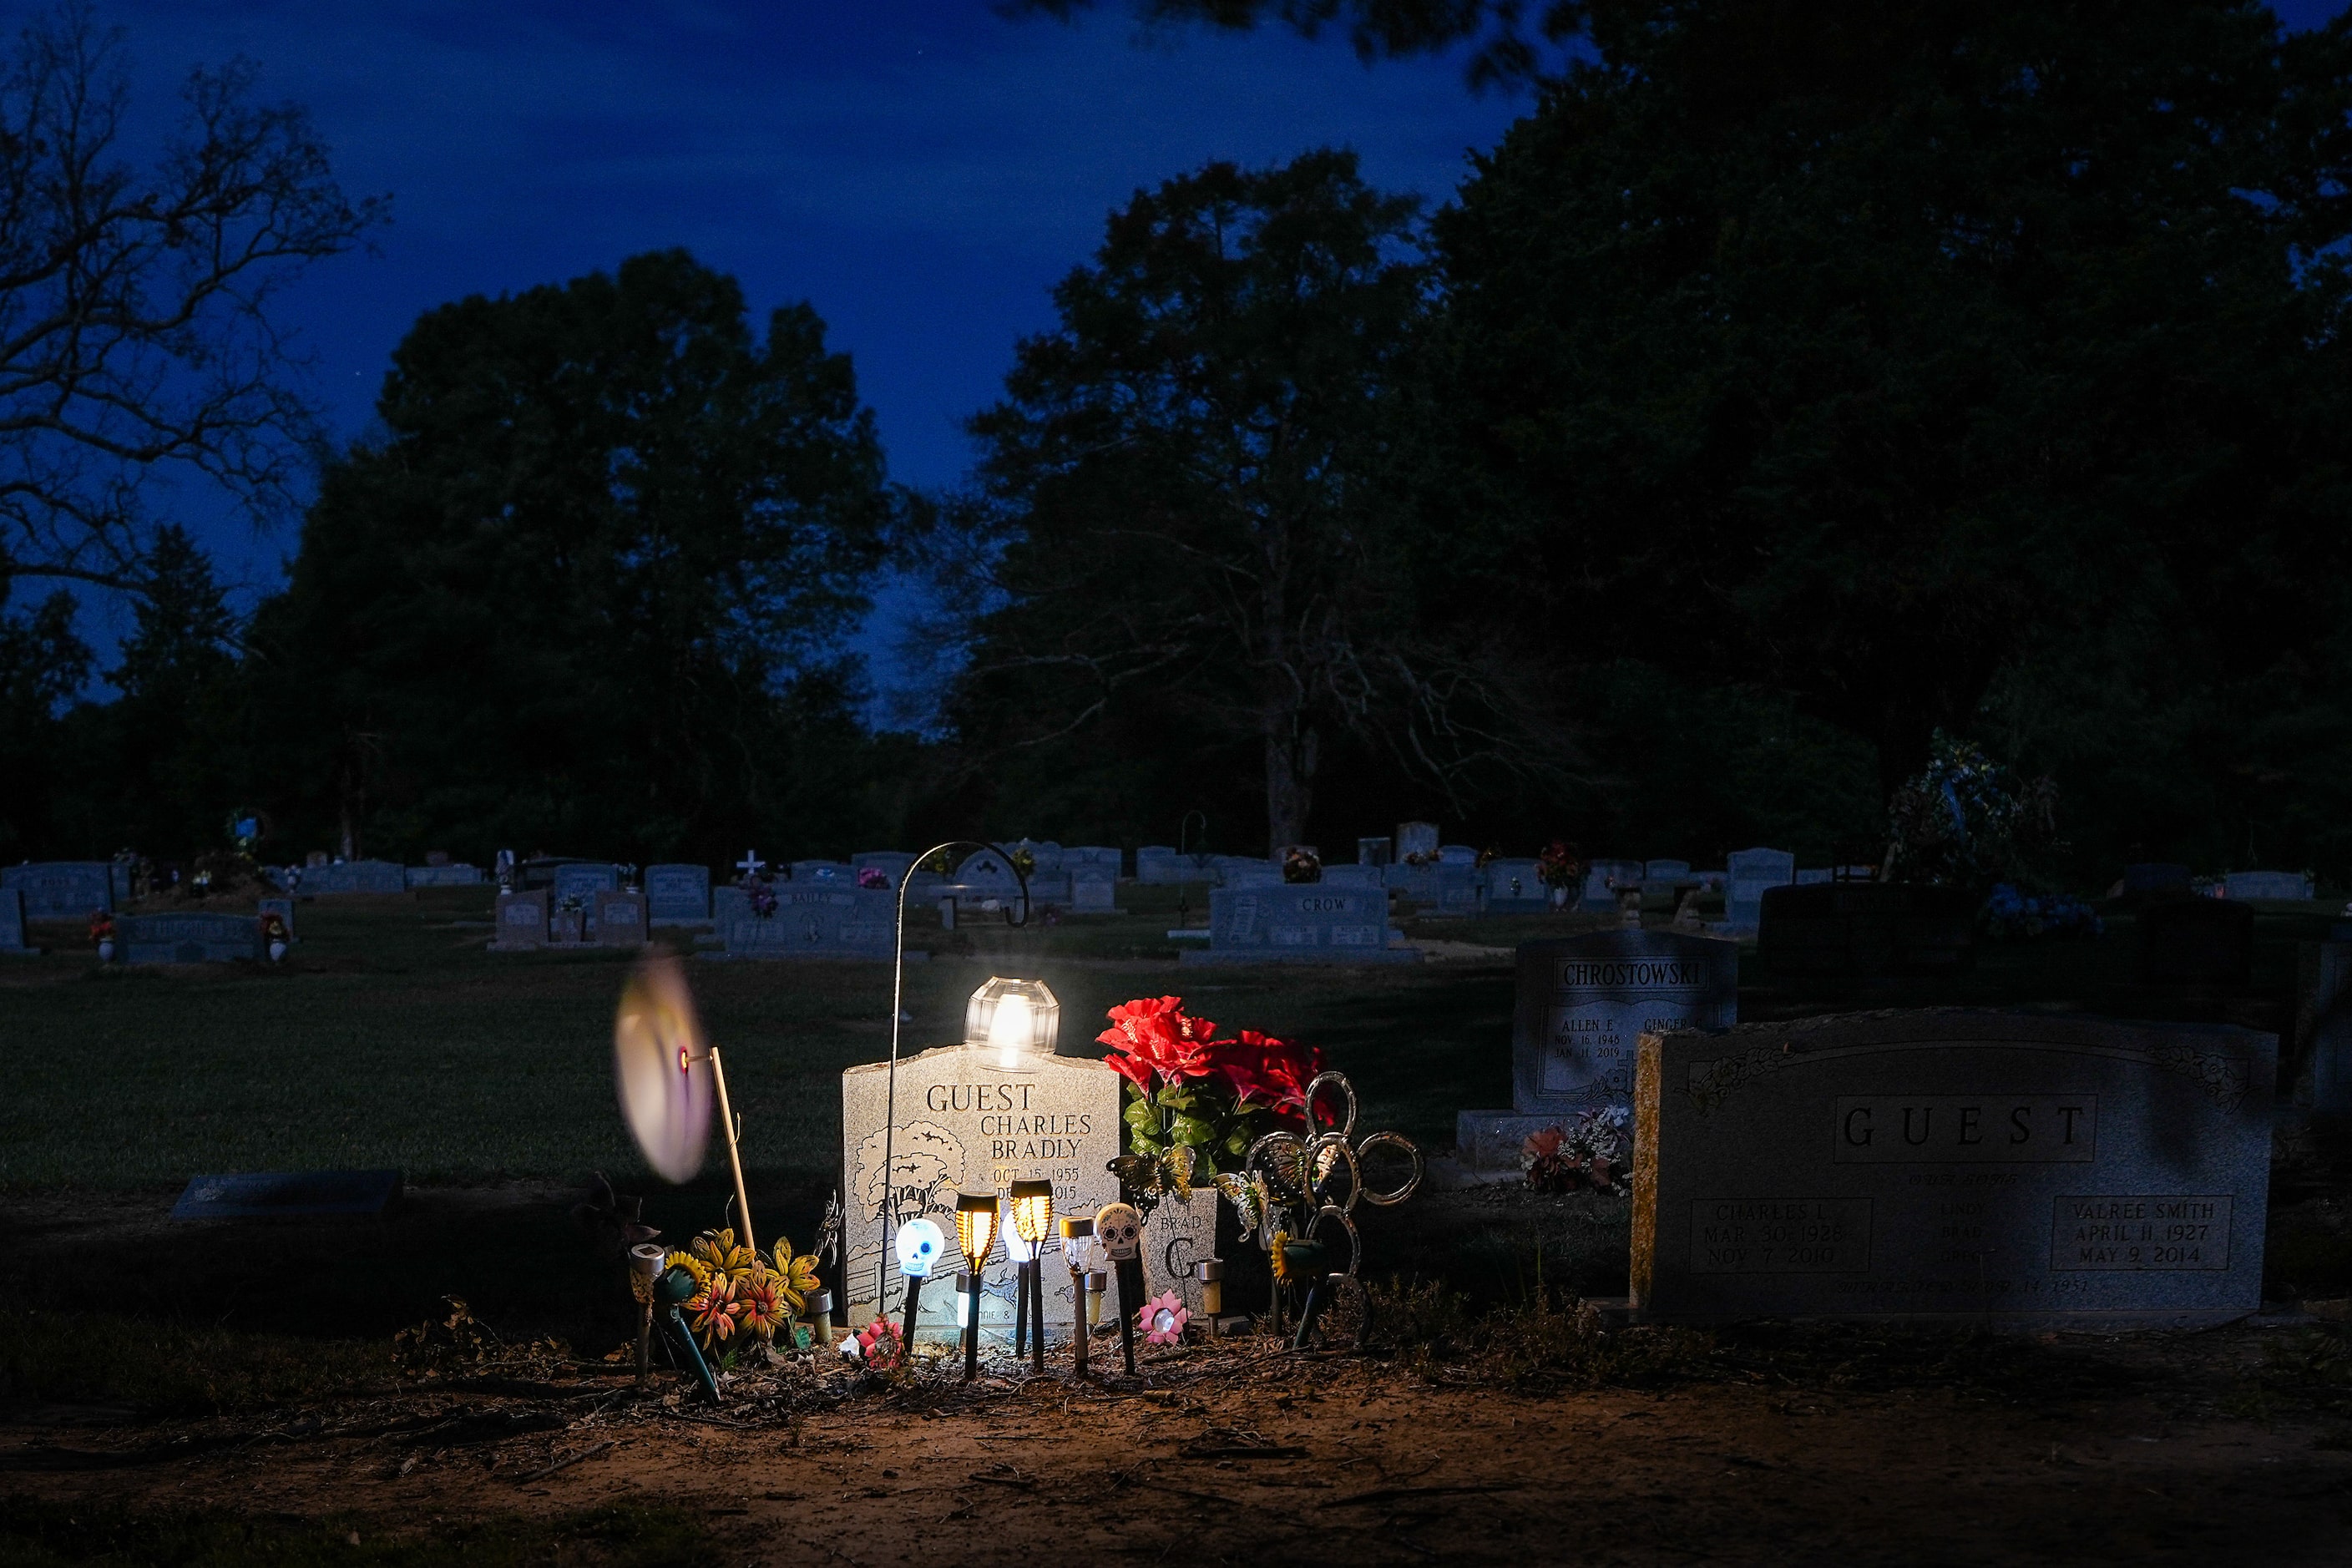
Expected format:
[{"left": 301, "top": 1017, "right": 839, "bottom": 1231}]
[{"left": 83, "top": 0, "right": 2352, "bottom": 698}]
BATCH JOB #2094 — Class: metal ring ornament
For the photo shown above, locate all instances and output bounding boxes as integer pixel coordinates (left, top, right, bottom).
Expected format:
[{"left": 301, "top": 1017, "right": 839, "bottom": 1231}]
[
  {"left": 1352, "top": 1130, "right": 1424, "bottom": 1207},
  {"left": 1304, "top": 1131, "right": 1362, "bottom": 1214},
  {"left": 1304, "top": 1203, "right": 1363, "bottom": 1278},
  {"left": 1301, "top": 1071, "right": 1358, "bottom": 1141}
]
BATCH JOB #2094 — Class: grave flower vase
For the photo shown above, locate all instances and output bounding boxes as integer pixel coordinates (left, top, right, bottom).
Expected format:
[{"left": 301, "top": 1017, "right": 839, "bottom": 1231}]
[
  {"left": 95, "top": 938, "right": 114, "bottom": 963},
  {"left": 268, "top": 938, "right": 288, "bottom": 963}
]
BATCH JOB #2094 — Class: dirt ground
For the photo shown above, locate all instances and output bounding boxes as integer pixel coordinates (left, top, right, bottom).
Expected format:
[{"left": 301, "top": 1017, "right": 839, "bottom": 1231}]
[{"left": 8, "top": 1318, "right": 2352, "bottom": 1566}]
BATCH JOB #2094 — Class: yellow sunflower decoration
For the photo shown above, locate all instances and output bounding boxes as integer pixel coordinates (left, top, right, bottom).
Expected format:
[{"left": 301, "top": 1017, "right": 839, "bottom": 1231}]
[
  {"left": 688, "top": 1227, "right": 758, "bottom": 1284},
  {"left": 770, "top": 1236, "right": 822, "bottom": 1315}
]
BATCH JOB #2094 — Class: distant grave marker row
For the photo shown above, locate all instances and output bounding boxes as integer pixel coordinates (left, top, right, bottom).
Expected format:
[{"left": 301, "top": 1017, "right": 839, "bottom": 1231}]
[{"left": 1181, "top": 885, "right": 1415, "bottom": 966}]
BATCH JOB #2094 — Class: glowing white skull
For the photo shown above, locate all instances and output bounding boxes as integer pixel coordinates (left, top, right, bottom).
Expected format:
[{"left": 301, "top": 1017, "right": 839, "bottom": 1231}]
[
  {"left": 1095, "top": 1202, "right": 1141, "bottom": 1262},
  {"left": 895, "top": 1216, "right": 945, "bottom": 1278}
]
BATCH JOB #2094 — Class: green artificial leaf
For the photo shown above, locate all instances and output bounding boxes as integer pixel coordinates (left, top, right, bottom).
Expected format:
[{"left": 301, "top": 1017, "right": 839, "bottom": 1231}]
[
  {"left": 1170, "top": 1115, "right": 1215, "bottom": 1146},
  {"left": 1123, "top": 1098, "right": 1158, "bottom": 1129}
]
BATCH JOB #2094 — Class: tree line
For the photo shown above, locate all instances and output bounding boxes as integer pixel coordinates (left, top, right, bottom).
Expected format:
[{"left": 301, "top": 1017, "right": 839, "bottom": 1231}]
[{"left": 5, "top": 0, "right": 2351, "bottom": 884}]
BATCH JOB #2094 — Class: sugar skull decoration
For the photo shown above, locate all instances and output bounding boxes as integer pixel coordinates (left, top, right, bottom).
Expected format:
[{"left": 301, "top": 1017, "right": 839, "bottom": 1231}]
[
  {"left": 1095, "top": 1201, "right": 1146, "bottom": 1375},
  {"left": 1094, "top": 1202, "right": 1141, "bottom": 1261},
  {"left": 893, "top": 1215, "right": 947, "bottom": 1354}
]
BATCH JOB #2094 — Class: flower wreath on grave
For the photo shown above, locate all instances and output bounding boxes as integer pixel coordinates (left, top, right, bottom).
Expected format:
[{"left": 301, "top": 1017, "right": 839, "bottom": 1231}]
[
  {"left": 856, "top": 866, "right": 889, "bottom": 891},
  {"left": 1520, "top": 1107, "right": 1631, "bottom": 1196},
  {"left": 1401, "top": 847, "right": 1440, "bottom": 867},
  {"left": 746, "top": 881, "right": 777, "bottom": 919},
  {"left": 1098, "top": 997, "right": 1334, "bottom": 1196},
  {"left": 1536, "top": 841, "right": 1584, "bottom": 890},
  {"left": 89, "top": 912, "right": 114, "bottom": 948},
  {"left": 1282, "top": 847, "right": 1321, "bottom": 883},
  {"left": 1009, "top": 846, "right": 1036, "bottom": 879}
]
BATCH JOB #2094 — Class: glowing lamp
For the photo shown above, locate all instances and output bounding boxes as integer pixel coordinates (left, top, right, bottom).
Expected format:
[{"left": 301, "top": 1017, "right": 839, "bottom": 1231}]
[
  {"left": 964, "top": 976, "right": 1060, "bottom": 1068},
  {"left": 896, "top": 1217, "right": 946, "bottom": 1279},
  {"left": 1009, "top": 1180, "right": 1055, "bottom": 1247},
  {"left": 953, "top": 1191, "right": 999, "bottom": 1380},
  {"left": 1060, "top": 1215, "right": 1095, "bottom": 1378},
  {"left": 1008, "top": 1180, "right": 1055, "bottom": 1373}
]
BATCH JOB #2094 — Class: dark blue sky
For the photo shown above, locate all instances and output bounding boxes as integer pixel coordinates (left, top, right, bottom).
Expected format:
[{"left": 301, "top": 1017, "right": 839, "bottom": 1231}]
[
  {"left": 89, "top": 0, "right": 2352, "bottom": 701},
  {"left": 98, "top": 0, "right": 1521, "bottom": 692}
]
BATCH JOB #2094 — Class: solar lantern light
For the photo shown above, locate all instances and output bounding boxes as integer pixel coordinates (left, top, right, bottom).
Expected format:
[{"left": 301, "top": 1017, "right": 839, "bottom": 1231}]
[
  {"left": 964, "top": 977, "right": 1060, "bottom": 1069},
  {"left": 1009, "top": 1179, "right": 1055, "bottom": 1373},
  {"left": 954, "top": 1191, "right": 999, "bottom": 1379},
  {"left": 1060, "top": 1216, "right": 1093, "bottom": 1378}
]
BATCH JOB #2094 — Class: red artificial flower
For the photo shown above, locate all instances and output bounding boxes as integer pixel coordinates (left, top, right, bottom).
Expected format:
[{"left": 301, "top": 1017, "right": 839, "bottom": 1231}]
[
  {"left": 1213, "top": 1029, "right": 1330, "bottom": 1127},
  {"left": 1097, "top": 996, "right": 1219, "bottom": 1090}
]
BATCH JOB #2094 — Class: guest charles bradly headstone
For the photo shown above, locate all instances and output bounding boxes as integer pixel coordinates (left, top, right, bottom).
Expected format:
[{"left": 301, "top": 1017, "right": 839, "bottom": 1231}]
[
  {"left": 1631, "top": 1010, "right": 2275, "bottom": 1328},
  {"left": 841, "top": 1044, "right": 1211, "bottom": 1345},
  {"left": 1455, "top": 930, "right": 1737, "bottom": 1171}
]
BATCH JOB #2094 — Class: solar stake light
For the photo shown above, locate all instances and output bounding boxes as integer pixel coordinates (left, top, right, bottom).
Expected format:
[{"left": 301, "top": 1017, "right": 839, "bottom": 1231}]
[
  {"left": 1009, "top": 1179, "right": 1054, "bottom": 1373},
  {"left": 965, "top": 976, "right": 1060, "bottom": 1068},
  {"left": 1060, "top": 1216, "right": 1093, "bottom": 1378},
  {"left": 628, "top": 1242, "right": 665, "bottom": 1384},
  {"left": 954, "top": 1191, "right": 999, "bottom": 1379},
  {"left": 896, "top": 1216, "right": 945, "bottom": 1354},
  {"left": 1005, "top": 1227, "right": 1034, "bottom": 1358},
  {"left": 1195, "top": 1258, "right": 1225, "bottom": 1325}
]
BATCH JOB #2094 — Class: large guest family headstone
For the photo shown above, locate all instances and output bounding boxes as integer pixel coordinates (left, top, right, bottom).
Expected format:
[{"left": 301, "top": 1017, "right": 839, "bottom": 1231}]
[
  {"left": 2223, "top": 870, "right": 2314, "bottom": 902},
  {"left": 1758, "top": 883, "right": 1975, "bottom": 976},
  {"left": 2137, "top": 897, "right": 2253, "bottom": 987},
  {"left": 492, "top": 890, "right": 549, "bottom": 951},
  {"left": 1182, "top": 884, "right": 1415, "bottom": 965},
  {"left": 1631, "top": 1010, "right": 2276, "bottom": 1328},
  {"left": 722, "top": 886, "right": 899, "bottom": 960},
  {"left": 1722, "top": 847, "right": 1797, "bottom": 934},
  {"left": 299, "top": 859, "right": 407, "bottom": 898},
  {"left": 839, "top": 1044, "right": 1197, "bottom": 1345},
  {"left": 3, "top": 861, "right": 114, "bottom": 919},
  {"left": 645, "top": 864, "right": 711, "bottom": 925},
  {"left": 118, "top": 912, "right": 263, "bottom": 964},
  {"left": 0, "top": 889, "right": 35, "bottom": 955},
  {"left": 1456, "top": 930, "right": 1737, "bottom": 1170}
]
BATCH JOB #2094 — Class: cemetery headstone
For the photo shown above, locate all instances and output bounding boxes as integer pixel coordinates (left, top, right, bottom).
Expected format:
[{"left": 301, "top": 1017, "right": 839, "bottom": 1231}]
[
  {"left": 945, "top": 850, "right": 1023, "bottom": 907},
  {"left": 1439, "top": 844, "right": 1478, "bottom": 867},
  {"left": 1722, "top": 847, "right": 1798, "bottom": 934},
  {"left": 1182, "top": 884, "right": 1414, "bottom": 964},
  {"left": 1581, "top": 858, "right": 1645, "bottom": 913},
  {"left": 1067, "top": 864, "right": 1119, "bottom": 914},
  {"left": 852, "top": 851, "right": 929, "bottom": 897},
  {"left": 1456, "top": 930, "right": 1737, "bottom": 1171},
  {"left": 2309, "top": 942, "right": 2352, "bottom": 1115},
  {"left": 1357, "top": 836, "right": 1392, "bottom": 867},
  {"left": 645, "top": 863, "right": 712, "bottom": 925},
  {"left": 404, "top": 862, "right": 483, "bottom": 888},
  {"left": 109, "top": 858, "right": 134, "bottom": 905},
  {"left": 1758, "top": 883, "right": 1976, "bottom": 976},
  {"left": 711, "top": 884, "right": 751, "bottom": 932},
  {"left": 2223, "top": 870, "right": 2314, "bottom": 902},
  {"left": 118, "top": 912, "right": 263, "bottom": 964},
  {"left": 3, "top": 861, "right": 114, "bottom": 919},
  {"left": 0, "top": 888, "right": 35, "bottom": 955},
  {"left": 1395, "top": 822, "right": 1439, "bottom": 862},
  {"left": 171, "top": 1170, "right": 402, "bottom": 1220},
  {"left": 1135, "top": 846, "right": 1181, "bottom": 884},
  {"left": 493, "top": 891, "right": 549, "bottom": 951},
  {"left": 1318, "top": 863, "right": 1383, "bottom": 889},
  {"left": 1478, "top": 858, "right": 1548, "bottom": 915},
  {"left": 722, "top": 885, "right": 900, "bottom": 960},
  {"left": 2137, "top": 896, "right": 2253, "bottom": 987},
  {"left": 306, "top": 850, "right": 331, "bottom": 867},
  {"left": 839, "top": 1044, "right": 1196, "bottom": 1348},
  {"left": 1796, "top": 868, "right": 1833, "bottom": 886},
  {"left": 298, "top": 859, "right": 407, "bottom": 898},
  {"left": 1217, "top": 857, "right": 1282, "bottom": 887},
  {"left": 1645, "top": 859, "right": 1692, "bottom": 882},
  {"left": 2123, "top": 863, "right": 2193, "bottom": 897},
  {"left": 595, "top": 889, "right": 648, "bottom": 948},
  {"left": 1067, "top": 846, "right": 1122, "bottom": 877},
  {"left": 1631, "top": 1010, "right": 2276, "bottom": 1328},
  {"left": 1388, "top": 861, "right": 1479, "bottom": 916},
  {"left": 551, "top": 862, "right": 622, "bottom": 905}
]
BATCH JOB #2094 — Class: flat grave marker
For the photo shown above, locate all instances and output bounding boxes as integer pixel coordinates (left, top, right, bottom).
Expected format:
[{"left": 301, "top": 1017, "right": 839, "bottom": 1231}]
[
  {"left": 1631, "top": 1010, "right": 2276, "bottom": 1328},
  {"left": 172, "top": 1170, "right": 403, "bottom": 1220}
]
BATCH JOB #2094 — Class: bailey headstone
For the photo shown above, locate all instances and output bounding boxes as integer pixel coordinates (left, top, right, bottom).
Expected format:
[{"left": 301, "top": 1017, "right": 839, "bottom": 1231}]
[
  {"left": 1723, "top": 847, "right": 1798, "bottom": 933},
  {"left": 1183, "top": 884, "right": 1415, "bottom": 965},
  {"left": 2137, "top": 896, "right": 2253, "bottom": 987},
  {"left": 1456, "top": 930, "right": 1737, "bottom": 1170},
  {"left": 493, "top": 891, "right": 549, "bottom": 951},
  {"left": 645, "top": 864, "right": 711, "bottom": 924},
  {"left": 1631, "top": 1010, "right": 2276, "bottom": 1328},
  {"left": 118, "top": 912, "right": 263, "bottom": 964},
  {"left": 3, "top": 860, "right": 114, "bottom": 919},
  {"left": 1758, "top": 883, "right": 1975, "bottom": 976}
]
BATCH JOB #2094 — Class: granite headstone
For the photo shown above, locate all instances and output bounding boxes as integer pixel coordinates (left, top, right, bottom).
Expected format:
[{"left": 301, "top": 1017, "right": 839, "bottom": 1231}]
[
  {"left": 1478, "top": 857, "right": 1548, "bottom": 915},
  {"left": 118, "top": 912, "right": 263, "bottom": 964},
  {"left": 594, "top": 889, "right": 648, "bottom": 948},
  {"left": 723, "top": 885, "right": 898, "bottom": 960},
  {"left": 0, "top": 888, "right": 34, "bottom": 954},
  {"left": 1182, "top": 884, "right": 1416, "bottom": 965},
  {"left": 297, "top": 859, "right": 407, "bottom": 897},
  {"left": 2223, "top": 870, "right": 2314, "bottom": 902},
  {"left": 492, "top": 891, "right": 549, "bottom": 950},
  {"left": 3, "top": 860, "right": 114, "bottom": 919},
  {"left": 1723, "top": 847, "right": 1797, "bottom": 934},
  {"left": 1631, "top": 1010, "right": 2276, "bottom": 1328},
  {"left": 645, "top": 863, "right": 712, "bottom": 925},
  {"left": 2309, "top": 942, "right": 2352, "bottom": 1115},
  {"left": 1395, "top": 822, "right": 1439, "bottom": 862}
]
